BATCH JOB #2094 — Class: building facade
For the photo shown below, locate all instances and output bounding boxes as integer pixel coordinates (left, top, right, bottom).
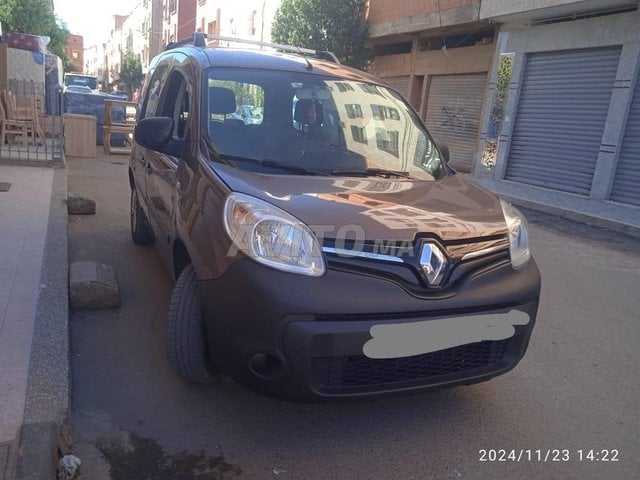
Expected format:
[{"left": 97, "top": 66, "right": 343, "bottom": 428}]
[
  {"left": 86, "top": 0, "right": 164, "bottom": 90},
  {"left": 476, "top": 0, "right": 640, "bottom": 208},
  {"left": 65, "top": 34, "right": 84, "bottom": 72},
  {"left": 163, "top": 0, "right": 197, "bottom": 45},
  {"left": 83, "top": 43, "right": 105, "bottom": 85},
  {"left": 368, "top": 0, "right": 640, "bottom": 210},
  {"left": 194, "top": 0, "right": 281, "bottom": 45},
  {"left": 368, "top": 0, "right": 496, "bottom": 173}
]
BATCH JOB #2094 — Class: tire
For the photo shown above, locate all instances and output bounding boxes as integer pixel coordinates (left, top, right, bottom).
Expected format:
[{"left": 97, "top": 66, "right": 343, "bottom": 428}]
[
  {"left": 166, "top": 264, "right": 219, "bottom": 383},
  {"left": 130, "top": 188, "right": 153, "bottom": 245}
]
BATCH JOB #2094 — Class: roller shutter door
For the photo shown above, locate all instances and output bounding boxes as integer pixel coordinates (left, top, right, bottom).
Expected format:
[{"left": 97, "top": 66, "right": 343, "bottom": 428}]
[
  {"left": 506, "top": 47, "right": 621, "bottom": 195},
  {"left": 384, "top": 76, "right": 411, "bottom": 99},
  {"left": 610, "top": 74, "right": 640, "bottom": 206},
  {"left": 424, "top": 73, "right": 487, "bottom": 172}
]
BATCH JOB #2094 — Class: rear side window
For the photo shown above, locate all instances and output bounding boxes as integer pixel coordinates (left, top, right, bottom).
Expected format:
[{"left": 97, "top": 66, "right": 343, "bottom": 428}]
[{"left": 207, "top": 79, "right": 264, "bottom": 125}]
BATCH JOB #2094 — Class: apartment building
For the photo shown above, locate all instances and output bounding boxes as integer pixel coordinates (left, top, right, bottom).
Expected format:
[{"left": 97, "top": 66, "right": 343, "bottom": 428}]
[
  {"left": 65, "top": 34, "right": 84, "bottom": 72},
  {"left": 83, "top": 43, "right": 105, "bottom": 84},
  {"left": 86, "top": 0, "right": 163, "bottom": 89},
  {"left": 195, "top": 0, "right": 281, "bottom": 45},
  {"left": 163, "top": 0, "right": 197, "bottom": 45}
]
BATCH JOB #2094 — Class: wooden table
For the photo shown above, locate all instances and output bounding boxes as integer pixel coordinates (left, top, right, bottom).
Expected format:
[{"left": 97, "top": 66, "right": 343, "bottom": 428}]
[{"left": 103, "top": 99, "right": 137, "bottom": 154}]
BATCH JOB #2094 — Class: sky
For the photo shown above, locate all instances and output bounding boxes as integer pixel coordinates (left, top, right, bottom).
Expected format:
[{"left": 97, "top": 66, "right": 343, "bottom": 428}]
[{"left": 54, "top": 0, "right": 139, "bottom": 47}]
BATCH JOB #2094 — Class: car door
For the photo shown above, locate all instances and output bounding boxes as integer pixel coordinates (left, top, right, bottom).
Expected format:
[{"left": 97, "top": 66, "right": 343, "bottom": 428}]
[
  {"left": 144, "top": 58, "right": 191, "bottom": 261},
  {"left": 133, "top": 62, "right": 170, "bottom": 211}
]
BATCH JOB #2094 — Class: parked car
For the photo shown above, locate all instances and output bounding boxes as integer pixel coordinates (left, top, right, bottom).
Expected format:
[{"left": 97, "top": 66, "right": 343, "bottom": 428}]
[
  {"left": 129, "top": 33, "right": 541, "bottom": 401},
  {"left": 64, "top": 85, "right": 93, "bottom": 94}
]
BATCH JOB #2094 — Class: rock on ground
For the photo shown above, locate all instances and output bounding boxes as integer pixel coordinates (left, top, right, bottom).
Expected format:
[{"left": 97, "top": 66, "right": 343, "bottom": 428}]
[
  {"left": 69, "top": 262, "right": 120, "bottom": 311},
  {"left": 67, "top": 196, "right": 96, "bottom": 215}
]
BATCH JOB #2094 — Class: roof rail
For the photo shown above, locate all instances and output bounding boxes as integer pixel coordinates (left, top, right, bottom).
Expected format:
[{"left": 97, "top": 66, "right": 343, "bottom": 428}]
[
  {"left": 164, "top": 32, "right": 206, "bottom": 51},
  {"left": 164, "top": 32, "right": 340, "bottom": 64}
]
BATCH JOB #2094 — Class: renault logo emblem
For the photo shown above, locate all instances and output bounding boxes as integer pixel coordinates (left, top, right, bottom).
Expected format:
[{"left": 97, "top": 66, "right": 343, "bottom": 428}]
[{"left": 419, "top": 243, "right": 447, "bottom": 286}]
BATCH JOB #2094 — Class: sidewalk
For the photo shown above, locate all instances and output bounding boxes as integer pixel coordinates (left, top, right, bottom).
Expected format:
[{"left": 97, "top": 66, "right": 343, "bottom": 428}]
[
  {"left": 0, "top": 163, "right": 69, "bottom": 480},
  {"left": 472, "top": 177, "right": 640, "bottom": 239}
]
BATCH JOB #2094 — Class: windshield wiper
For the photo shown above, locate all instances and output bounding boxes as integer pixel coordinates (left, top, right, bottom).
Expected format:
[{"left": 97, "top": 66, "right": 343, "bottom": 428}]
[
  {"left": 219, "top": 154, "right": 329, "bottom": 176},
  {"left": 329, "top": 167, "right": 413, "bottom": 179}
]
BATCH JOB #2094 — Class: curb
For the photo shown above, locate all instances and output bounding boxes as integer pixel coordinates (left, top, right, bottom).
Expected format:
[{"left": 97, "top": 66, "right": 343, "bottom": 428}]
[
  {"left": 16, "top": 167, "right": 70, "bottom": 479},
  {"left": 497, "top": 193, "right": 640, "bottom": 240}
]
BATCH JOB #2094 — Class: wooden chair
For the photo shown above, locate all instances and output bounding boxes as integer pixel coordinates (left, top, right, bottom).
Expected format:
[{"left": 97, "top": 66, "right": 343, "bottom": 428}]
[
  {"left": 0, "top": 94, "right": 28, "bottom": 147},
  {"left": 2, "top": 91, "right": 45, "bottom": 145},
  {"left": 103, "top": 99, "right": 137, "bottom": 154}
]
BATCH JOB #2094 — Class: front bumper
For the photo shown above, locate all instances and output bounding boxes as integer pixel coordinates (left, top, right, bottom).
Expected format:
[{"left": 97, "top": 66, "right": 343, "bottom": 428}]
[{"left": 199, "top": 255, "right": 541, "bottom": 401}]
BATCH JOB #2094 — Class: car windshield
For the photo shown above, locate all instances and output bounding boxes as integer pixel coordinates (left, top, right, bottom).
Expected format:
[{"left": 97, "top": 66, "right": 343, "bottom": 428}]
[
  {"left": 204, "top": 68, "right": 447, "bottom": 180},
  {"left": 65, "top": 75, "right": 98, "bottom": 90}
]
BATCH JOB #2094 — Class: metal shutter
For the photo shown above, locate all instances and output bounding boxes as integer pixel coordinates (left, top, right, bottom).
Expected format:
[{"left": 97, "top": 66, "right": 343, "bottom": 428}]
[
  {"left": 384, "top": 76, "right": 411, "bottom": 99},
  {"left": 506, "top": 47, "right": 621, "bottom": 195},
  {"left": 424, "top": 73, "right": 487, "bottom": 172},
  {"left": 610, "top": 73, "right": 640, "bottom": 206}
]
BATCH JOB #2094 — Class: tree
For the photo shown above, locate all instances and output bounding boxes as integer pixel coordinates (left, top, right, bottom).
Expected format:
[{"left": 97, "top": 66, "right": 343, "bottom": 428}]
[
  {"left": 0, "top": 0, "right": 70, "bottom": 69},
  {"left": 119, "top": 53, "right": 144, "bottom": 98},
  {"left": 272, "top": 0, "right": 370, "bottom": 69}
]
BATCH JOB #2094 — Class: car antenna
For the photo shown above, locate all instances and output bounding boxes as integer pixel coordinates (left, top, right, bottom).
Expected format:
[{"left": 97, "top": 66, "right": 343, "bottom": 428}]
[{"left": 296, "top": 46, "right": 313, "bottom": 71}]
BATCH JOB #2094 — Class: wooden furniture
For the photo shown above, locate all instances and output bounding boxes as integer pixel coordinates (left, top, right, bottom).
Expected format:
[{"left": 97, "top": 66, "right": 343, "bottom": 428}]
[
  {"left": 0, "top": 90, "right": 45, "bottom": 145},
  {"left": 0, "top": 93, "right": 28, "bottom": 147},
  {"left": 14, "top": 93, "right": 46, "bottom": 144},
  {"left": 103, "top": 99, "right": 137, "bottom": 154},
  {"left": 64, "top": 113, "right": 97, "bottom": 158}
]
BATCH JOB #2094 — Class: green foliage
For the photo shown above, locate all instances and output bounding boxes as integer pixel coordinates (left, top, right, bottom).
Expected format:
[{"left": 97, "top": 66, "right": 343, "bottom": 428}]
[
  {"left": 272, "top": 0, "right": 370, "bottom": 69},
  {"left": 119, "top": 53, "right": 144, "bottom": 98},
  {"left": 0, "top": 0, "right": 70, "bottom": 69}
]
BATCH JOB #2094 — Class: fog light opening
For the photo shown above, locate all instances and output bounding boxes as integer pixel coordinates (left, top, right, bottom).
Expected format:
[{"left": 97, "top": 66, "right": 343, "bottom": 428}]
[{"left": 249, "top": 352, "right": 284, "bottom": 379}]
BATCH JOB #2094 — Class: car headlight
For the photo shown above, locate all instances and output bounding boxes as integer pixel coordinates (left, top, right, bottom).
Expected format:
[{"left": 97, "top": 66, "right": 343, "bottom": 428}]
[
  {"left": 223, "top": 192, "right": 325, "bottom": 277},
  {"left": 500, "top": 199, "right": 531, "bottom": 270}
]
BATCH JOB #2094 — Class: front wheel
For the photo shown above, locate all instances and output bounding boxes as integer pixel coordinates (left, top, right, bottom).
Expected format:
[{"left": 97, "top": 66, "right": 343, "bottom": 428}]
[{"left": 166, "top": 264, "right": 219, "bottom": 383}]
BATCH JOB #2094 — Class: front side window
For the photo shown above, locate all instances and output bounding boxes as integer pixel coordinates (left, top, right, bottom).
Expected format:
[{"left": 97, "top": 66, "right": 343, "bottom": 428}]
[
  {"left": 203, "top": 68, "right": 446, "bottom": 180},
  {"left": 142, "top": 65, "right": 170, "bottom": 119}
]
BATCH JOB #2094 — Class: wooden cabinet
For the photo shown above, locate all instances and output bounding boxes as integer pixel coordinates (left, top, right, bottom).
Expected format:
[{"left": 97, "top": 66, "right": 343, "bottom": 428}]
[{"left": 64, "top": 113, "right": 97, "bottom": 158}]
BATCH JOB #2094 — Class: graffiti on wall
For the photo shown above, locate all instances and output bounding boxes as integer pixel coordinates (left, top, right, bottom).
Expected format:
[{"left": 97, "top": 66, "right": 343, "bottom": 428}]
[{"left": 481, "top": 52, "right": 514, "bottom": 171}]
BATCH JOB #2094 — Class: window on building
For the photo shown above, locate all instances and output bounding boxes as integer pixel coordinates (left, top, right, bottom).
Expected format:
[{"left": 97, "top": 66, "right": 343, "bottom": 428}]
[
  {"left": 359, "top": 83, "right": 382, "bottom": 95},
  {"left": 351, "top": 126, "right": 367, "bottom": 144},
  {"left": 371, "top": 104, "right": 400, "bottom": 121},
  {"left": 207, "top": 21, "right": 216, "bottom": 36},
  {"left": 229, "top": 18, "right": 236, "bottom": 35},
  {"left": 249, "top": 10, "right": 257, "bottom": 36},
  {"left": 169, "top": 0, "right": 176, "bottom": 13},
  {"left": 344, "top": 104, "right": 363, "bottom": 119},
  {"left": 336, "top": 82, "right": 354, "bottom": 93},
  {"left": 375, "top": 128, "right": 399, "bottom": 157},
  {"left": 72, "top": 51, "right": 79, "bottom": 59}
]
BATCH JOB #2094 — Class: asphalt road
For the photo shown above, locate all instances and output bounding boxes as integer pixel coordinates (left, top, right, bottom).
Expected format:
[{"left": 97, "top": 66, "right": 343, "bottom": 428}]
[{"left": 68, "top": 155, "right": 640, "bottom": 480}]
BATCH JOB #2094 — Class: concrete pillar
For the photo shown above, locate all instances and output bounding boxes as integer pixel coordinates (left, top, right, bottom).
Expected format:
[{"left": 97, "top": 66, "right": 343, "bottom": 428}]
[
  {"left": 492, "top": 51, "right": 526, "bottom": 180},
  {"left": 589, "top": 42, "right": 640, "bottom": 201}
]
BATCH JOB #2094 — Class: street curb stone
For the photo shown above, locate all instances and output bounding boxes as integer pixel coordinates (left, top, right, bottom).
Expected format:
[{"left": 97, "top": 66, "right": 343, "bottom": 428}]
[
  {"left": 69, "top": 261, "right": 120, "bottom": 311},
  {"left": 16, "top": 168, "right": 70, "bottom": 480}
]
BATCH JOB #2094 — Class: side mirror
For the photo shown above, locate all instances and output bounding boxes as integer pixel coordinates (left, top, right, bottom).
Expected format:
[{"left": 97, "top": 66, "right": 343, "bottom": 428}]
[
  {"left": 134, "top": 116, "right": 174, "bottom": 152},
  {"left": 438, "top": 143, "right": 450, "bottom": 163}
]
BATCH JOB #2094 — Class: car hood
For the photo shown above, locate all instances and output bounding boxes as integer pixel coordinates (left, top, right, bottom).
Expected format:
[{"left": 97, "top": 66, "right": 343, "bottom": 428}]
[{"left": 212, "top": 164, "right": 508, "bottom": 242}]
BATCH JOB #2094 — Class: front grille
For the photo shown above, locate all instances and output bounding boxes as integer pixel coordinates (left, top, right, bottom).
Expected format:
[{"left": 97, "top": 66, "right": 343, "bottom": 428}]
[{"left": 312, "top": 340, "right": 509, "bottom": 389}]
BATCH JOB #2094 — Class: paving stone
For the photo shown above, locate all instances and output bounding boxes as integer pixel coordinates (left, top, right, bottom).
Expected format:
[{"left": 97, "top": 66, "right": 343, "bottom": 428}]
[
  {"left": 67, "top": 196, "right": 96, "bottom": 215},
  {"left": 69, "top": 261, "right": 120, "bottom": 311}
]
